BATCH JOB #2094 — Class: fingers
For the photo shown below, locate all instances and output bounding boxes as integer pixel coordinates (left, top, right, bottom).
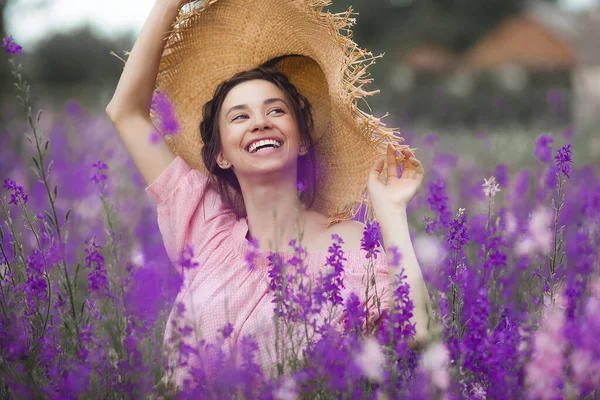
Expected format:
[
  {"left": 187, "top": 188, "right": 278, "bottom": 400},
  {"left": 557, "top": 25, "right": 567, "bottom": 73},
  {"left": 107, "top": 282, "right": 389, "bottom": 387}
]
[
  {"left": 387, "top": 144, "right": 398, "bottom": 178},
  {"left": 369, "top": 158, "right": 384, "bottom": 182},
  {"left": 401, "top": 148, "right": 425, "bottom": 179}
]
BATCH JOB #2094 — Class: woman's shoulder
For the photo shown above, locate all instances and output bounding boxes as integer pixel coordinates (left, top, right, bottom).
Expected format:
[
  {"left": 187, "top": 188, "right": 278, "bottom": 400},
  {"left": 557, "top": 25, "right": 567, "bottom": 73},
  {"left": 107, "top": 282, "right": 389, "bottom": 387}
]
[
  {"left": 303, "top": 211, "right": 365, "bottom": 254},
  {"left": 326, "top": 220, "right": 365, "bottom": 253}
]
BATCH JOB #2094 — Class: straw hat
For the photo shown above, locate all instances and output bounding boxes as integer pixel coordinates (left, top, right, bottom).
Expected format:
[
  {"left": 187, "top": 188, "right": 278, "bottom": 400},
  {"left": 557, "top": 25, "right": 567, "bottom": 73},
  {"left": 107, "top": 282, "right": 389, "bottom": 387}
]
[{"left": 151, "top": 0, "right": 406, "bottom": 224}]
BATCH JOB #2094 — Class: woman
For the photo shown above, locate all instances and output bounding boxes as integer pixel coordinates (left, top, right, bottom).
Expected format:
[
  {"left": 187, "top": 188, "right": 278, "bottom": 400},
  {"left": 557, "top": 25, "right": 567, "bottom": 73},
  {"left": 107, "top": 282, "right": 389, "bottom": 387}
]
[{"left": 106, "top": 0, "right": 430, "bottom": 390}]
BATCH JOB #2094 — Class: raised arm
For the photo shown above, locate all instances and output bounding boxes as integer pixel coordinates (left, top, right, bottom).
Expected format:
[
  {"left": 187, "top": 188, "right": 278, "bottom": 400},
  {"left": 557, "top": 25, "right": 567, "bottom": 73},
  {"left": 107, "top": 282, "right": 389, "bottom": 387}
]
[{"left": 106, "top": 0, "right": 188, "bottom": 186}]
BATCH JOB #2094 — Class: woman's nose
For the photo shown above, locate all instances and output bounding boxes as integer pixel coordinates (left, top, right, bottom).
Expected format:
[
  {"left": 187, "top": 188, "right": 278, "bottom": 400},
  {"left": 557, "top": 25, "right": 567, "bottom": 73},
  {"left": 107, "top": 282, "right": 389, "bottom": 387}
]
[{"left": 251, "top": 114, "right": 272, "bottom": 131}]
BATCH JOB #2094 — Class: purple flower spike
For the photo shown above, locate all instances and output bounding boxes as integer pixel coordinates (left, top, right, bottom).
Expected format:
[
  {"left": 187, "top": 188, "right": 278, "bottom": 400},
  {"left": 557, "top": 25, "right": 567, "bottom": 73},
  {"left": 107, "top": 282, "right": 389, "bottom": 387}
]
[
  {"left": 3, "top": 178, "right": 28, "bottom": 205},
  {"left": 361, "top": 221, "right": 382, "bottom": 260},
  {"left": 178, "top": 245, "right": 200, "bottom": 270},
  {"left": 91, "top": 160, "right": 108, "bottom": 186},
  {"left": 245, "top": 237, "right": 259, "bottom": 271},
  {"left": 2, "top": 36, "right": 22, "bottom": 56},
  {"left": 534, "top": 134, "right": 553, "bottom": 164},
  {"left": 448, "top": 209, "right": 469, "bottom": 250},
  {"left": 151, "top": 90, "right": 180, "bottom": 136},
  {"left": 555, "top": 142, "right": 573, "bottom": 179},
  {"left": 218, "top": 322, "right": 234, "bottom": 339},
  {"left": 84, "top": 237, "right": 109, "bottom": 296},
  {"left": 388, "top": 245, "right": 402, "bottom": 267}
]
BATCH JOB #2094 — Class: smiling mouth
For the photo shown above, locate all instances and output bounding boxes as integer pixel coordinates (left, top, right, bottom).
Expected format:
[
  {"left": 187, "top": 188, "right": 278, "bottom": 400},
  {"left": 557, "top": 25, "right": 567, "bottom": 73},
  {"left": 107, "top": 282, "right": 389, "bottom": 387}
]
[{"left": 246, "top": 139, "right": 283, "bottom": 153}]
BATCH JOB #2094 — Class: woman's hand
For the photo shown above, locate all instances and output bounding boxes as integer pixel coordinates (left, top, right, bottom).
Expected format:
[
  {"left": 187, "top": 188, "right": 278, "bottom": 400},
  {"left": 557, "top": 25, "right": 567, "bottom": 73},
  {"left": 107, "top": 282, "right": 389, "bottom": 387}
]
[{"left": 367, "top": 144, "right": 425, "bottom": 215}]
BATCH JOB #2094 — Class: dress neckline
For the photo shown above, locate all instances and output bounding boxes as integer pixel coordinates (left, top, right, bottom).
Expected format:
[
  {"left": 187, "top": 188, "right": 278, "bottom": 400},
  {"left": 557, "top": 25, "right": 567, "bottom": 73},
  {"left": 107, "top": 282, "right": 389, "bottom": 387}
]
[{"left": 233, "top": 216, "right": 368, "bottom": 258}]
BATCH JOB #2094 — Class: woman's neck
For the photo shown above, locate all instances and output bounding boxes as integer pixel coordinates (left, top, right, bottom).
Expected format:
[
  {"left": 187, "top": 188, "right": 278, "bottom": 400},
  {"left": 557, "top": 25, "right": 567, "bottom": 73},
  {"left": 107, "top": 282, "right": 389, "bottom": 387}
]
[{"left": 240, "top": 178, "right": 309, "bottom": 251}]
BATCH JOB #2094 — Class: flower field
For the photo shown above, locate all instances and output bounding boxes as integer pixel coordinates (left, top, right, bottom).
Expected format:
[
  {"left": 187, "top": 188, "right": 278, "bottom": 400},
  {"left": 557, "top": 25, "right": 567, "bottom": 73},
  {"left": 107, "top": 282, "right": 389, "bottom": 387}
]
[{"left": 1, "top": 36, "right": 600, "bottom": 399}]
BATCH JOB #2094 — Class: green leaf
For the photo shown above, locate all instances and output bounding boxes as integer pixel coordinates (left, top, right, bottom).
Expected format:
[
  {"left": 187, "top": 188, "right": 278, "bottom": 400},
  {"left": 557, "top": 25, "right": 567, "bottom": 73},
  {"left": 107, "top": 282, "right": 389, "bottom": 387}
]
[
  {"left": 64, "top": 208, "right": 72, "bottom": 225},
  {"left": 44, "top": 139, "right": 49, "bottom": 155},
  {"left": 24, "top": 132, "right": 32, "bottom": 144},
  {"left": 0, "top": 225, "right": 4, "bottom": 242},
  {"left": 74, "top": 263, "right": 81, "bottom": 286},
  {"left": 53, "top": 185, "right": 58, "bottom": 201},
  {"left": 43, "top": 221, "right": 53, "bottom": 235},
  {"left": 47, "top": 160, "right": 54, "bottom": 178},
  {"left": 32, "top": 156, "right": 40, "bottom": 171},
  {"left": 44, "top": 211, "right": 56, "bottom": 229},
  {"left": 36, "top": 109, "right": 43, "bottom": 124},
  {"left": 30, "top": 165, "right": 41, "bottom": 181}
]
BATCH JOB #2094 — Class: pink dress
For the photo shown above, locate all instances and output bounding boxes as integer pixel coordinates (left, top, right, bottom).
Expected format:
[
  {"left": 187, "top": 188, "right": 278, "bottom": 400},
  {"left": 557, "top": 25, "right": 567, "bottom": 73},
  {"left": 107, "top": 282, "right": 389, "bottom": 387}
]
[{"left": 146, "top": 156, "right": 389, "bottom": 389}]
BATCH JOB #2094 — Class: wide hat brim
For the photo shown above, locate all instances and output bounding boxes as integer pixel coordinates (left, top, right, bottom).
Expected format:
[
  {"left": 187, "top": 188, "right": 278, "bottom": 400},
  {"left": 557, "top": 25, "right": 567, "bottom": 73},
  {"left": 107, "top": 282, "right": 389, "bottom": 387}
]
[{"left": 153, "top": 0, "right": 406, "bottom": 223}]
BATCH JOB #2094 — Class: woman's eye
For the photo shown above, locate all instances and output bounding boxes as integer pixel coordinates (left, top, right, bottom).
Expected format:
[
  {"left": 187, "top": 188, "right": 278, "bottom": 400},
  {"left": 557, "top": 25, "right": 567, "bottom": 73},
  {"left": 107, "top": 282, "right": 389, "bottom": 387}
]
[
  {"left": 232, "top": 108, "right": 283, "bottom": 122},
  {"left": 232, "top": 114, "right": 247, "bottom": 122}
]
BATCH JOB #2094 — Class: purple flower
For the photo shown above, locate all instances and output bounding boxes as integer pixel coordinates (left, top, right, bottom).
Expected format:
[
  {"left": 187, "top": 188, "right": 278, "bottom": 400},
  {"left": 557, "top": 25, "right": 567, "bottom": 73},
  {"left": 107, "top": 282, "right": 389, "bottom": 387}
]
[
  {"left": 2, "top": 36, "right": 22, "bottom": 55},
  {"left": 462, "top": 289, "right": 490, "bottom": 381},
  {"left": 423, "top": 133, "right": 439, "bottom": 147},
  {"left": 343, "top": 292, "right": 364, "bottom": 333},
  {"left": 447, "top": 209, "right": 469, "bottom": 250},
  {"left": 267, "top": 252, "right": 292, "bottom": 318},
  {"left": 426, "top": 177, "right": 451, "bottom": 233},
  {"left": 3, "top": 179, "right": 28, "bottom": 205},
  {"left": 555, "top": 142, "right": 573, "bottom": 179},
  {"left": 178, "top": 245, "right": 200, "bottom": 270},
  {"left": 534, "top": 134, "right": 554, "bottom": 164},
  {"left": 245, "top": 237, "right": 259, "bottom": 271},
  {"left": 313, "top": 234, "right": 346, "bottom": 308},
  {"left": 388, "top": 245, "right": 402, "bottom": 267},
  {"left": 24, "top": 249, "right": 48, "bottom": 301},
  {"left": 361, "top": 221, "right": 381, "bottom": 259},
  {"left": 218, "top": 322, "right": 234, "bottom": 339},
  {"left": 151, "top": 90, "right": 179, "bottom": 136},
  {"left": 514, "top": 169, "right": 531, "bottom": 197},
  {"left": 494, "top": 163, "right": 509, "bottom": 187},
  {"left": 90, "top": 160, "right": 108, "bottom": 186},
  {"left": 84, "top": 237, "right": 109, "bottom": 295},
  {"left": 389, "top": 269, "right": 416, "bottom": 342},
  {"left": 296, "top": 181, "right": 306, "bottom": 193}
]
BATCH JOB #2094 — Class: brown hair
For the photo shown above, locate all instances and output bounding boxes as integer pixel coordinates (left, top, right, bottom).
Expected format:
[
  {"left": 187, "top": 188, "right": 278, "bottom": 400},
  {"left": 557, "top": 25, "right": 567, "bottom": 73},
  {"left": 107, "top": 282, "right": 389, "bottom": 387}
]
[{"left": 200, "top": 65, "right": 317, "bottom": 218}]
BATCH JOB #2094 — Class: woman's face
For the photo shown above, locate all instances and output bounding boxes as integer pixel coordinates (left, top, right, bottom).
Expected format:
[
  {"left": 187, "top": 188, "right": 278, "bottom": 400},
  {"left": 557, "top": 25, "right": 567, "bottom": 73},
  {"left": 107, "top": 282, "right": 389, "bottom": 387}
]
[{"left": 217, "top": 79, "right": 307, "bottom": 178}]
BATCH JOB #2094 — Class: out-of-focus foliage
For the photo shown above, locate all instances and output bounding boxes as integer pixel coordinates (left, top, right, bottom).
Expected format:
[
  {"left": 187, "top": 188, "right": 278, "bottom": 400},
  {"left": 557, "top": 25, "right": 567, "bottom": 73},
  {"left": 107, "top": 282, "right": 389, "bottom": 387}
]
[{"left": 29, "top": 26, "right": 132, "bottom": 85}]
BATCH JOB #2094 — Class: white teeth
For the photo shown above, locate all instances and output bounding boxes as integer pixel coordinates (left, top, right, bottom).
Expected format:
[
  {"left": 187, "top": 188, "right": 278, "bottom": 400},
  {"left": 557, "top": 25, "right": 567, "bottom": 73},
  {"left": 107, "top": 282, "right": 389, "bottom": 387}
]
[{"left": 248, "top": 139, "right": 282, "bottom": 153}]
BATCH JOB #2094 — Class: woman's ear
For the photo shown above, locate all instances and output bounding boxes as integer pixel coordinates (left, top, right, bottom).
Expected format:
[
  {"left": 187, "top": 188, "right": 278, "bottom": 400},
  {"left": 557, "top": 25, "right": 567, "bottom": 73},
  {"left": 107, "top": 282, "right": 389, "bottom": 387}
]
[
  {"left": 216, "top": 152, "right": 231, "bottom": 169},
  {"left": 299, "top": 144, "right": 308, "bottom": 156}
]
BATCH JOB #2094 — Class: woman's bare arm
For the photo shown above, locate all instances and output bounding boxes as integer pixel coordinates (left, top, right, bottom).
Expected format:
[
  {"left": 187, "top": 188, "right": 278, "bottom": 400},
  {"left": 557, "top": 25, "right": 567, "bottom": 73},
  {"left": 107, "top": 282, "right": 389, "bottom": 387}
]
[{"left": 106, "top": 0, "right": 187, "bottom": 186}]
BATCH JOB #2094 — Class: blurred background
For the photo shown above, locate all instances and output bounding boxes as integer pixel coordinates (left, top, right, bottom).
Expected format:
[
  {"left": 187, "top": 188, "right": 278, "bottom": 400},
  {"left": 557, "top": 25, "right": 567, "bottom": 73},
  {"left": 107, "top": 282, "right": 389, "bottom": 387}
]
[{"left": 1, "top": 0, "right": 600, "bottom": 156}]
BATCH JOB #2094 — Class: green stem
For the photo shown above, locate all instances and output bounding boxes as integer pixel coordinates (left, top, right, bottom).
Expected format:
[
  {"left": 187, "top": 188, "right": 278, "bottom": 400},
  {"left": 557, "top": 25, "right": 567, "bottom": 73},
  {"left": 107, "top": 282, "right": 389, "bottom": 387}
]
[
  {"left": 550, "top": 176, "right": 564, "bottom": 305},
  {"left": 10, "top": 57, "right": 80, "bottom": 343}
]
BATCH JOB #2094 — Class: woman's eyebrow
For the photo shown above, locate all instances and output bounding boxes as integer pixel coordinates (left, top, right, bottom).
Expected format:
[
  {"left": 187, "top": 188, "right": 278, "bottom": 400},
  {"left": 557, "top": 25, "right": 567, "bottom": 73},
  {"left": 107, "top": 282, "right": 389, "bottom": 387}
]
[{"left": 225, "top": 97, "right": 288, "bottom": 117}]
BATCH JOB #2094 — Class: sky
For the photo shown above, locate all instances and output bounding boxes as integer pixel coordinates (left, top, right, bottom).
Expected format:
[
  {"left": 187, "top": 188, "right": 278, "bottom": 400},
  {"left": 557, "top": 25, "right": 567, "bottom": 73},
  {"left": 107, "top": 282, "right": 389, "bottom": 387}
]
[{"left": 6, "top": 0, "right": 600, "bottom": 47}]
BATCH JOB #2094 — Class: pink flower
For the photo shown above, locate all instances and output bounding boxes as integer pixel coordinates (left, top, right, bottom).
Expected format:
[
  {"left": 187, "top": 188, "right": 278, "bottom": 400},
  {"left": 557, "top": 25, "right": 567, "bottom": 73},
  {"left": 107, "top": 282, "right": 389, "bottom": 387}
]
[
  {"left": 515, "top": 206, "right": 553, "bottom": 256},
  {"left": 273, "top": 376, "right": 298, "bottom": 400},
  {"left": 420, "top": 342, "right": 450, "bottom": 391},
  {"left": 526, "top": 309, "right": 566, "bottom": 399},
  {"left": 354, "top": 338, "right": 385, "bottom": 382},
  {"left": 482, "top": 176, "right": 501, "bottom": 198}
]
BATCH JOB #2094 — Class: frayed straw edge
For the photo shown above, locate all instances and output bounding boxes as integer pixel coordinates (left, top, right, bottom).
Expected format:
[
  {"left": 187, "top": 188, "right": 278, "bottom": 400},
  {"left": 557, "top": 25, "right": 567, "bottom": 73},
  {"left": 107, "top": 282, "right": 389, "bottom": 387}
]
[{"left": 306, "top": 0, "right": 412, "bottom": 224}]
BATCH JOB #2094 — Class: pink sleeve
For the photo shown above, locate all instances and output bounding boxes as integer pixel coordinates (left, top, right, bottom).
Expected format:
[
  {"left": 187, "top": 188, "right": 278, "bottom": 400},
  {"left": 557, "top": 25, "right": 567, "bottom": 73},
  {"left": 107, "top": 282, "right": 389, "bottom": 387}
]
[{"left": 145, "top": 156, "right": 235, "bottom": 278}]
